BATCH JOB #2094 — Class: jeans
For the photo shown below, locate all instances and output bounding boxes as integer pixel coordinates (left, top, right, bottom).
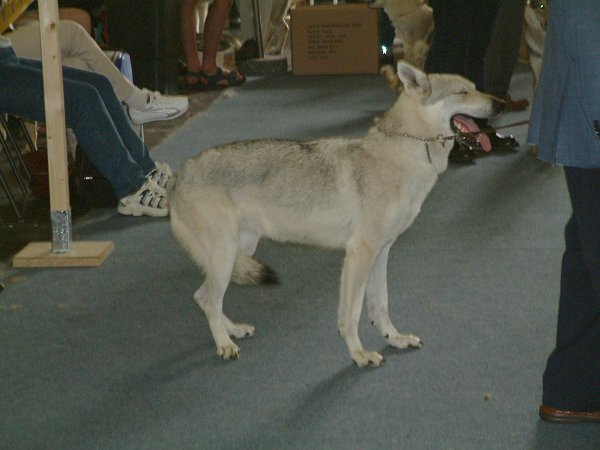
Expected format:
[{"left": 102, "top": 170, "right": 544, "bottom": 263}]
[{"left": 0, "top": 45, "right": 154, "bottom": 199}]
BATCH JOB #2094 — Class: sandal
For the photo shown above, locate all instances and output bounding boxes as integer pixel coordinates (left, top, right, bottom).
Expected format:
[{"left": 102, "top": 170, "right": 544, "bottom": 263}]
[{"left": 182, "top": 67, "right": 246, "bottom": 90}]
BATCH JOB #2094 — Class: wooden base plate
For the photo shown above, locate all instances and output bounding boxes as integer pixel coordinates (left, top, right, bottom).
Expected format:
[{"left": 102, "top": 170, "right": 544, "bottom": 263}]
[{"left": 13, "top": 241, "right": 114, "bottom": 267}]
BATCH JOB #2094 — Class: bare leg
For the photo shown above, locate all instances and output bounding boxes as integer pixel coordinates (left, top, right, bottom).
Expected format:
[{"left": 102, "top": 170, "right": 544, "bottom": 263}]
[{"left": 181, "top": 0, "right": 204, "bottom": 77}]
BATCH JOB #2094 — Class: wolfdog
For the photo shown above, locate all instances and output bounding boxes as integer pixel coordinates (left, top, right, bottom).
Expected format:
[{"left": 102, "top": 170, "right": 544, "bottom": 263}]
[
  {"left": 170, "top": 62, "right": 502, "bottom": 367},
  {"left": 370, "top": 0, "right": 434, "bottom": 71}
]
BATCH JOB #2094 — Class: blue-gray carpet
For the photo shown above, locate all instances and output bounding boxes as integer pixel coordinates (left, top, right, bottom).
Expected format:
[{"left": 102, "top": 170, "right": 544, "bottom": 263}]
[{"left": 1, "top": 64, "right": 599, "bottom": 449}]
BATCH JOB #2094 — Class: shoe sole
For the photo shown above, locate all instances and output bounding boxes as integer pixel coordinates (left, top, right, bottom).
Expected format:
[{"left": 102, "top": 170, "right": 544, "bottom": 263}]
[
  {"left": 117, "top": 205, "right": 169, "bottom": 217},
  {"left": 539, "top": 407, "right": 600, "bottom": 424},
  {"left": 129, "top": 108, "right": 188, "bottom": 125}
]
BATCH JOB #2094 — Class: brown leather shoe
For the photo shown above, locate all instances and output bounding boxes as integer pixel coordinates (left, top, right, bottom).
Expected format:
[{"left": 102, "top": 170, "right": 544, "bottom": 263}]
[{"left": 539, "top": 405, "right": 600, "bottom": 423}]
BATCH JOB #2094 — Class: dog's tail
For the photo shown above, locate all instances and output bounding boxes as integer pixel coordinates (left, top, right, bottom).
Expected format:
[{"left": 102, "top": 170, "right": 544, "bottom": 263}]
[{"left": 231, "top": 255, "right": 279, "bottom": 285}]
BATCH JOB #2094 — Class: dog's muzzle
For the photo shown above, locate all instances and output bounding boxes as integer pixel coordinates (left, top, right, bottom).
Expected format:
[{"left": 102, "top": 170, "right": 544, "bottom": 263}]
[{"left": 451, "top": 115, "right": 492, "bottom": 152}]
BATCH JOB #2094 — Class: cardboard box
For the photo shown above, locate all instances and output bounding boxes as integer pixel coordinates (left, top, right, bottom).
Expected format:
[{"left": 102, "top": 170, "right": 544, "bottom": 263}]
[{"left": 291, "top": 3, "right": 380, "bottom": 76}]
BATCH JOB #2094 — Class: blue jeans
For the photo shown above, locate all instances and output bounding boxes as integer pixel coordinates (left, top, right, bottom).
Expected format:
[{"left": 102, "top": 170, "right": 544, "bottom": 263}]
[{"left": 0, "top": 45, "right": 154, "bottom": 199}]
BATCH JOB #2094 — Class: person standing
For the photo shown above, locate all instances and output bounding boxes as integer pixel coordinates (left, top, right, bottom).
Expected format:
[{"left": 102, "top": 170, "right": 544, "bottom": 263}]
[
  {"left": 484, "top": 0, "right": 530, "bottom": 112},
  {"left": 425, "top": 0, "right": 518, "bottom": 164},
  {"left": 527, "top": 0, "right": 600, "bottom": 423}
]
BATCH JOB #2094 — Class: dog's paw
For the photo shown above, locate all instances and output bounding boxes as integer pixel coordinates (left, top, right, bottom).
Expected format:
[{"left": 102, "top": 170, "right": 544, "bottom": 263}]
[
  {"left": 227, "top": 322, "right": 255, "bottom": 339},
  {"left": 351, "top": 350, "right": 385, "bottom": 368},
  {"left": 217, "top": 343, "right": 240, "bottom": 360},
  {"left": 386, "top": 333, "right": 422, "bottom": 349}
]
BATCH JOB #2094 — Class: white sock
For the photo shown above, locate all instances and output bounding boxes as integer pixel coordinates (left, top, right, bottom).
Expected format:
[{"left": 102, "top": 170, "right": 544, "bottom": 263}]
[{"left": 124, "top": 89, "right": 148, "bottom": 110}]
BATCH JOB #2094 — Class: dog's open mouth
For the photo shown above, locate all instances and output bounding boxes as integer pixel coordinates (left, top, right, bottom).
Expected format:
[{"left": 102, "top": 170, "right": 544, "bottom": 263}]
[{"left": 451, "top": 115, "right": 492, "bottom": 152}]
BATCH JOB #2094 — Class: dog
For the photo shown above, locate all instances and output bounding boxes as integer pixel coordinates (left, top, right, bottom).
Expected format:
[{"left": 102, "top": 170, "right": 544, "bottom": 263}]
[
  {"left": 371, "top": 0, "right": 433, "bottom": 92},
  {"left": 169, "top": 61, "right": 502, "bottom": 368},
  {"left": 523, "top": 0, "right": 548, "bottom": 89}
]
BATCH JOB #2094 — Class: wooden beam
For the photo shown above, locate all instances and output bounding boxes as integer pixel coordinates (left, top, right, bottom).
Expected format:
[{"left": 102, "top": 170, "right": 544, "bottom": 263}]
[{"left": 11, "top": 0, "right": 113, "bottom": 267}]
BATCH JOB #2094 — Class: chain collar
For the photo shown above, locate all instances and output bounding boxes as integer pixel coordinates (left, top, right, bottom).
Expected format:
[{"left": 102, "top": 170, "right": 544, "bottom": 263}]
[
  {"left": 397, "top": 133, "right": 453, "bottom": 164},
  {"left": 397, "top": 131, "right": 487, "bottom": 164}
]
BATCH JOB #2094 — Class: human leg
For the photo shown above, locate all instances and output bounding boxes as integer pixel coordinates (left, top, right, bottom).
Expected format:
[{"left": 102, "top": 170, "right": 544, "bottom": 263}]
[
  {"left": 484, "top": 0, "right": 529, "bottom": 111},
  {"left": 181, "top": 0, "right": 245, "bottom": 88},
  {"left": 1, "top": 50, "right": 168, "bottom": 216},
  {"left": 10, "top": 20, "right": 136, "bottom": 100},
  {"left": 542, "top": 167, "right": 600, "bottom": 414},
  {"left": 9, "top": 57, "right": 151, "bottom": 198},
  {"left": 181, "top": 0, "right": 203, "bottom": 77},
  {"left": 201, "top": 0, "right": 234, "bottom": 74},
  {"left": 464, "top": 0, "right": 499, "bottom": 91},
  {"left": 10, "top": 20, "right": 187, "bottom": 122},
  {"left": 424, "top": 0, "right": 469, "bottom": 76}
]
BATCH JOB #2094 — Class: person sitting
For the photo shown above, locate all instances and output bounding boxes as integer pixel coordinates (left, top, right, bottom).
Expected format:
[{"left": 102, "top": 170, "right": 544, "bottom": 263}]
[
  {"left": 8, "top": 17, "right": 188, "bottom": 125},
  {"left": 0, "top": 33, "right": 170, "bottom": 217},
  {"left": 180, "top": 0, "right": 245, "bottom": 90}
]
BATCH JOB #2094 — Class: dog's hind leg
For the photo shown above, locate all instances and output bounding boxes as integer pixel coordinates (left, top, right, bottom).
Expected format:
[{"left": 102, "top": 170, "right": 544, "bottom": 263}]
[
  {"left": 338, "top": 238, "right": 384, "bottom": 368},
  {"left": 366, "top": 244, "right": 422, "bottom": 350},
  {"left": 172, "top": 202, "right": 254, "bottom": 359},
  {"left": 194, "top": 239, "right": 256, "bottom": 359}
]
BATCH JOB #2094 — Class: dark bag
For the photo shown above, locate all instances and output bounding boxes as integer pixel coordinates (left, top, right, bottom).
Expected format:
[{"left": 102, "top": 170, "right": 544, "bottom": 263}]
[
  {"left": 23, "top": 145, "right": 116, "bottom": 211},
  {"left": 71, "top": 145, "right": 117, "bottom": 209}
]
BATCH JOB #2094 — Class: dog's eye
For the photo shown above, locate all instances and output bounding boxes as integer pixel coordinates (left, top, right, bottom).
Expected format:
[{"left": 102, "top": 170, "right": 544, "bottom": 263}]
[{"left": 453, "top": 90, "right": 468, "bottom": 96}]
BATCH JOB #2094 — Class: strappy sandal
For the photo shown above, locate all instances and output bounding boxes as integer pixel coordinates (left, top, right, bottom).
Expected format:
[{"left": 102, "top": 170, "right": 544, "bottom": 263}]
[{"left": 182, "top": 67, "right": 246, "bottom": 90}]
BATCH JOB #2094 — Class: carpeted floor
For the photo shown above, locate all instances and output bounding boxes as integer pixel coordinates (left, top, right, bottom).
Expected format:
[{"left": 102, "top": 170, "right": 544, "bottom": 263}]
[{"left": 1, "top": 64, "right": 598, "bottom": 449}]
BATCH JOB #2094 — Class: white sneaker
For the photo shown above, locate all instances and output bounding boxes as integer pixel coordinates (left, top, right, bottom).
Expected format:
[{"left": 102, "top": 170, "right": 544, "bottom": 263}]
[
  {"left": 147, "top": 161, "right": 172, "bottom": 191},
  {"left": 117, "top": 178, "right": 168, "bottom": 217},
  {"left": 128, "top": 89, "right": 189, "bottom": 125}
]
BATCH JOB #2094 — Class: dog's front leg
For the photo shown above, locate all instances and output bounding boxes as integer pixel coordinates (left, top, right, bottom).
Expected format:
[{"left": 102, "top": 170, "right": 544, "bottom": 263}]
[
  {"left": 338, "top": 239, "right": 384, "bottom": 368},
  {"left": 366, "top": 245, "right": 422, "bottom": 350}
]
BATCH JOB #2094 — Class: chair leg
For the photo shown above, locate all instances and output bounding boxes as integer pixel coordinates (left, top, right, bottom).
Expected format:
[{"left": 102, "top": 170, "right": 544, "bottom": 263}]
[
  {"left": 0, "top": 122, "right": 28, "bottom": 194},
  {"left": 0, "top": 163, "right": 23, "bottom": 221}
]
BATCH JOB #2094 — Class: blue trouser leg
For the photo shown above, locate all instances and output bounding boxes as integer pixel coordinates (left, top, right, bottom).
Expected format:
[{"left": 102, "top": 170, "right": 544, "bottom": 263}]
[
  {"left": 542, "top": 167, "right": 600, "bottom": 411},
  {"left": 0, "top": 49, "right": 154, "bottom": 199}
]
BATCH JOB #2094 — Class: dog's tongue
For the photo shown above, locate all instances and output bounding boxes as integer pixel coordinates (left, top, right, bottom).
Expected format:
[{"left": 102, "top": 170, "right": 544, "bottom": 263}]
[{"left": 453, "top": 115, "right": 492, "bottom": 152}]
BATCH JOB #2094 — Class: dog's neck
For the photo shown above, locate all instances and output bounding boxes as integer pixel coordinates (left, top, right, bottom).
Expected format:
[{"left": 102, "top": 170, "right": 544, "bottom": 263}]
[{"left": 371, "top": 98, "right": 454, "bottom": 173}]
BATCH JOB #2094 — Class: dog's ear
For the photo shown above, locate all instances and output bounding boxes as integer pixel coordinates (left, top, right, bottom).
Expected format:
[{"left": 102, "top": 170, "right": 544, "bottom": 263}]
[{"left": 396, "top": 61, "right": 431, "bottom": 99}]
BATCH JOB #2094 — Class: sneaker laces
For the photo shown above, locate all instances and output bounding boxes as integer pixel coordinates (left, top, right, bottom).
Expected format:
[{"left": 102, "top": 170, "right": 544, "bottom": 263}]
[
  {"left": 147, "top": 162, "right": 172, "bottom": 190},
  {"left": 129, "top": 179, "right": 167, "bottom": 209},
  {"left": 142, "top": 88, "right": 169, "bottom": 110}
]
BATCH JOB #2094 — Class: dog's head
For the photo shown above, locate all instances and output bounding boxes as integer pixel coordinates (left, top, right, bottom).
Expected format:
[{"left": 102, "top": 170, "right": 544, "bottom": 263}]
[
  {"left": 527, "top": 0, "right": 549, "bottom": 30},
  {"left": 395, "top": 61, "right": 503, "bottom": 151}
]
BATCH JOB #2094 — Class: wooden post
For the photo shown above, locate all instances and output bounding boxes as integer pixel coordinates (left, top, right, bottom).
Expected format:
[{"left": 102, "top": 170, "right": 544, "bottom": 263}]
[
  {"left": 38, "top": 0, "right": 72, "bottom": 252},
  {"left": 12, "top": 0, "right": 113, "bottom": 267}
]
